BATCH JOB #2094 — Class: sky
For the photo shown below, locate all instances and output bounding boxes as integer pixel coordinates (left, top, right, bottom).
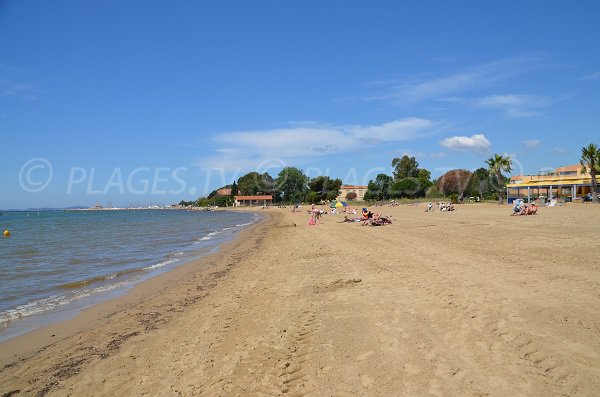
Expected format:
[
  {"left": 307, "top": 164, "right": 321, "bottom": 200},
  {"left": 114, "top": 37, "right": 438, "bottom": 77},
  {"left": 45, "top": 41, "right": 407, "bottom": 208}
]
[{"left": 1, "top": 0, "right": 599, "bottom": 208}]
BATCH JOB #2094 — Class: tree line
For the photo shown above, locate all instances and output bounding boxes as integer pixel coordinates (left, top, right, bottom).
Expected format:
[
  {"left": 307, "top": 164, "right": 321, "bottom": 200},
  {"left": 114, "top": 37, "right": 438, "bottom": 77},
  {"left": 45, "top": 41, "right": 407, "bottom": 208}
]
[
  {"left": 186, "top": 142, "right": 599, "bottom": 206},
  {"left": 194, "top": 167, "right": 343, "bottom": 206}
]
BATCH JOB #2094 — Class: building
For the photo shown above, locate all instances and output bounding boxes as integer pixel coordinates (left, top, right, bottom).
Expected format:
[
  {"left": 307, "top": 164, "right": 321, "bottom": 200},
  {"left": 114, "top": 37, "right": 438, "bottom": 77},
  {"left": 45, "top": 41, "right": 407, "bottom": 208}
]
[
  {"left": 234, "top": 195, "right": 273, "bottom": 207},
  {"left": 337, "top": 185, "right": 368, "bottom": 201},
  {"left": 507, "top": 164, "right": 598, "bottom": 202}
]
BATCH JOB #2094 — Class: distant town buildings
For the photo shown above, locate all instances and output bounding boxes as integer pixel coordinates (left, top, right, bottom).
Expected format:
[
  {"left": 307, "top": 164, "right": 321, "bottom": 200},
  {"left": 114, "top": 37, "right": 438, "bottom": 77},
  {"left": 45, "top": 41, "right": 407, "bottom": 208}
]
[{"left": 337, "top": 185, "right": 368, "bottom": 201}]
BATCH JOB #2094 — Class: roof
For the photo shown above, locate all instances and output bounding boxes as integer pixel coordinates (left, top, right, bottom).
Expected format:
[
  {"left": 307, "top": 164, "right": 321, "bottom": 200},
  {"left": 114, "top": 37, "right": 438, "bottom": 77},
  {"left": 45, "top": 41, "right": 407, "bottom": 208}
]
[
  {"left": 340, "top": 185, "right": 368, "bottom": 189},
  {"left": 507, "top": 176, "right": 599, "bottom": 188},
  {"left": 234, "top": 195, "right": 273, "bottom": 200}
]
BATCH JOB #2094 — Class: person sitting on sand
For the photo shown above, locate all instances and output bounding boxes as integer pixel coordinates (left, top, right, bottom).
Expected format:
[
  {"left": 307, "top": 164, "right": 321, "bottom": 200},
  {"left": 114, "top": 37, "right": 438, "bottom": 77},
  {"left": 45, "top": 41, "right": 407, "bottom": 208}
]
[
  {"left": 512, "top": 199, "right": 524, "bottom": 216},
  {"left": 525, "top": 203, "right": 538, "bottom": 215}
]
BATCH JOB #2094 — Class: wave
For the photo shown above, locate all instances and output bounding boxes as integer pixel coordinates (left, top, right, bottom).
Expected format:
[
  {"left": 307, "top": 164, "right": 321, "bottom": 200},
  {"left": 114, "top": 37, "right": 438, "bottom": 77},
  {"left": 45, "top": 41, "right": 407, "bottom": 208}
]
[
  {"left": 0, "top": 280, "right": 129, "bottom": 329},
  {"left": 143, "top": 258, "right": 179, "bottom": 270},
  {"left": 57, "top": 268, "right": 145, "bottom": 290}
]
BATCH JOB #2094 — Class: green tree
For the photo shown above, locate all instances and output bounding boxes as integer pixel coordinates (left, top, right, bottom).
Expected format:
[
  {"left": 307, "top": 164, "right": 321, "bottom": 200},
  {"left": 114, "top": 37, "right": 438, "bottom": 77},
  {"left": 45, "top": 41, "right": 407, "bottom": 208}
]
[
  {"left": 365, "top": 174, "right": 393, "bottom": 201},
  {"left": 417, "top": 168, "right": 433, "bottom": 196},
  {"left": 390, "top": 177, "right": 421, "bottom": 198},
  {"left": 308, "top": 176, "right": 342, "bottom": 202},
  {"left": 304, "top": 191, "right": 319, "bottom": 204},
  {"left": 230, "top": 181, "right": 238, "bottom": 199},
  {"left": 392, "top": 155, "right": 419, "bottom": 180},
  {"left": 581, "top": 143, "right": 600, "bottom": 203},
  {"left": 275, "top": 167, "right": 309, "bottom": 203},
  {"left": 468, "top": 168, "right": 492, "bottom": 199},
  {"left": 485, "top": 154, "right": 513, "bottom": 205},
  {"left": 237, "top": 172, "right": 274, "bottom": 196},
  {"left": 196, "top": 197, "right": 210, "bottom": 207}
]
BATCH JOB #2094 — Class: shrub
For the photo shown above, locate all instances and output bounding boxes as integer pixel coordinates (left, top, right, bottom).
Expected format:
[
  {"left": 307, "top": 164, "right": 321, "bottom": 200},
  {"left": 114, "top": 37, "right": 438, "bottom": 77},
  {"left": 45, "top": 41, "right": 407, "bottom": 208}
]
[{"left": 449, "top": 194, "right": 459, "bottom": 204}]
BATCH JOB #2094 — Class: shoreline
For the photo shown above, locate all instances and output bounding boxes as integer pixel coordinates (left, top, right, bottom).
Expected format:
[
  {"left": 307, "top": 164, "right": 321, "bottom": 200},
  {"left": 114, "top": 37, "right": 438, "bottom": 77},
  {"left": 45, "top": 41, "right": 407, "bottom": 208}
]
[
  {"left": 1, "top": 204, "right": 599, "bottom": 396},
  {"left": 0, "top": 209, "right": 274, "bottom": 368},
  {"left": 0, "top": 208, "right": 258, "bottom": 344}
]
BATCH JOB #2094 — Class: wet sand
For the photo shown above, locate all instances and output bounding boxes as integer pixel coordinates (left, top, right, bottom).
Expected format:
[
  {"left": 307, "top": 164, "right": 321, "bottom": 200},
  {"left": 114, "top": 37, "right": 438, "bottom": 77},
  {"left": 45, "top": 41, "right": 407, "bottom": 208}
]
[{"left": 1, "top": 203, "right": 600, "bottom": 396}]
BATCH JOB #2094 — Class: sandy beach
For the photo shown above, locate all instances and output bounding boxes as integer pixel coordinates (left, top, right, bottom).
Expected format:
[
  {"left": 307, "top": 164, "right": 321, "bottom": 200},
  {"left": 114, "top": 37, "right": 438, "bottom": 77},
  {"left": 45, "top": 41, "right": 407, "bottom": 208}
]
[{"left": 1, "top": 203, "right": 600, "bottom": 396}]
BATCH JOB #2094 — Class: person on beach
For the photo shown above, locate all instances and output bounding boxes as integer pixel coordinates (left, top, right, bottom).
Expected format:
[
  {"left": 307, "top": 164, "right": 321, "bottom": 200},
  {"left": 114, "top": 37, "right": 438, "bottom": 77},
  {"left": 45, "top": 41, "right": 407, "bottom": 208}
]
[
  {"left": 512, "top": 199, "right": 524, "bottom": 216},
  {"left": 526, "top": 203, "right": 538, "bottom": 215},
  {"left": 310, "top": 204, "right": 322, "bottom": 224}
]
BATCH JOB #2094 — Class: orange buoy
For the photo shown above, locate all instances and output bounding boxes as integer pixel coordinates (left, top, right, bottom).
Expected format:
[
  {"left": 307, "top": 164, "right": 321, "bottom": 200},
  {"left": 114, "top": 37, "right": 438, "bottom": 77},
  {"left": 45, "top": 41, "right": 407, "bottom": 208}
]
[{"left": 3, "top": 230, "right": 9, "bottom": 237}]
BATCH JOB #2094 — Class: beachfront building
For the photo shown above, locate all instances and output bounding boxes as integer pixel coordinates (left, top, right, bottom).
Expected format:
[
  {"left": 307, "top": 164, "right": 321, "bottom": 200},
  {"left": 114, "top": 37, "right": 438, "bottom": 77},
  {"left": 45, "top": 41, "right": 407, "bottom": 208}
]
[
  {"left": 507, "top": 164, "right": 599, "bottom": 203},
  {"left": 234, "top": 195, "right": 273, "bottom": 207},
  {"left": 337, "top": 185, "right": 368, "bottom": 201}
]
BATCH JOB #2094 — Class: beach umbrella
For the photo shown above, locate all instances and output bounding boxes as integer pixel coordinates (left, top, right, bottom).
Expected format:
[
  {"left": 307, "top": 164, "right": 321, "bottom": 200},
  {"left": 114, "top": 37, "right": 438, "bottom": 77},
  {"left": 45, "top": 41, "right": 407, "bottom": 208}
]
[{"left": 330, "top": 201, "right": 348, "bottom": 208}]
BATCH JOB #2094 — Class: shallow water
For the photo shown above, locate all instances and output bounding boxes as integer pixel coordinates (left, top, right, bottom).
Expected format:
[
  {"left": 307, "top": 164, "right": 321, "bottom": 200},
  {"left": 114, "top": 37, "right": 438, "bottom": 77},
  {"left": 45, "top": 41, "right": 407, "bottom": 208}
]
[{"left": 0, "top": 209, "right": 258, "bottom": 340}]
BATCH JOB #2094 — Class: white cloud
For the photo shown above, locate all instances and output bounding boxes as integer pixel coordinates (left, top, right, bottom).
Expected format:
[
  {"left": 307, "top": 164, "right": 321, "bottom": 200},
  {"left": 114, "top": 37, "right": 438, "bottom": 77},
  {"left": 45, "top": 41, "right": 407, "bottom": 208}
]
[
  {"left": 362, "top": 56, "right": 543, "bottom": 104},
  {"left": 443, "top": 94, "right": 553, "bottom": 118},
  {"left": 473, "top": 94, "right": 551, "bottom": 117},
  {"left": 195, "top": 118, "right": 441, "bottom": 171},
  {"left": 439, "top": 134, "right": 491, "bottom": 153},
  {"left": 523, "top": 139, "right": 541, "bottom": 149},
  {"left": 398, "top": 150, "right": 447, "bottom": 159}
]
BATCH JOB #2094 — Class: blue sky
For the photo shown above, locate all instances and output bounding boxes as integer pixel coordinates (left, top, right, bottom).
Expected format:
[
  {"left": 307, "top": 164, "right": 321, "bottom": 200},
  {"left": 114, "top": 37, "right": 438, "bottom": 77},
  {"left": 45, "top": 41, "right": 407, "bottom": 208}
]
[{"left": 1, "top": 1, "right": 599, "bottom": 208}]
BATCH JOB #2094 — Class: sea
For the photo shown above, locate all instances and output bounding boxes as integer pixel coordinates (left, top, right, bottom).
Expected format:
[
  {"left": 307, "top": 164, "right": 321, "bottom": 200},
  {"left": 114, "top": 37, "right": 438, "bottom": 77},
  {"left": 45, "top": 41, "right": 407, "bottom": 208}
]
[{"left": 0, "top": 209, "right": 259, "bottom": 341}]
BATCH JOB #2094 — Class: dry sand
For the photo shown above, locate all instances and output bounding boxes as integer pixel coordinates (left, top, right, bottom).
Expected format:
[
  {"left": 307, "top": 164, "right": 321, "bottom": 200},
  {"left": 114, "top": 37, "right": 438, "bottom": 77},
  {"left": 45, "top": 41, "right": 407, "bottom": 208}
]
[{"left": 1, "top": 203, "right": 600, "bottom": 396}]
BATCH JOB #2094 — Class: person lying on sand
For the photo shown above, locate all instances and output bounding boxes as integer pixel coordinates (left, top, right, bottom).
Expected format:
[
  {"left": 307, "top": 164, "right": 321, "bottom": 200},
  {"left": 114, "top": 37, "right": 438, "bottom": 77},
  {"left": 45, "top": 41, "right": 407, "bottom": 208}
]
[
  {"left": 338, "top": 216, "right": 361, "bottom": 223},
  {"left": 362, "top": 215, "right": 393, "bottom": 226}
]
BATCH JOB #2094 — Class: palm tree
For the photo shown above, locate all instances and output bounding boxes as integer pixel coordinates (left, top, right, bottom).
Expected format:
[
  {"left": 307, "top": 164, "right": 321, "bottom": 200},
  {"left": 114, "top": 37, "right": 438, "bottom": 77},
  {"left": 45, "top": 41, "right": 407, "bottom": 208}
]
[
  {"left": 485, "top": 154, "right": 513, "bottom": 205},
  {"left": 580, "top": 143, "right": 600, "bottom": 203}
]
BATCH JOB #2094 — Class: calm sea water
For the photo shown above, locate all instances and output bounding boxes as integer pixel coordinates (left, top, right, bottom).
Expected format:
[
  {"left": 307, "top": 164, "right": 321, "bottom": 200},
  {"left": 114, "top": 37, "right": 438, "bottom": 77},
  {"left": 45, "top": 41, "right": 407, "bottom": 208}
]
[{"left": 0, "top": 209, "right": 258, "bottom": 340}]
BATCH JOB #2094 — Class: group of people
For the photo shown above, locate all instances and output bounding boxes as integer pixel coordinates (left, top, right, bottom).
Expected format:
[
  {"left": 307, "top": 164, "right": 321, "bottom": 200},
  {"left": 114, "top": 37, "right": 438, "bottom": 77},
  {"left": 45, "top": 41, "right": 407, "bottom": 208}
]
[
  {"left": 337, "top": 207, "right": 392, "bottom": 226},
  {"left": 424, "top": 201, "right": 455, "bottom": 212},
  {"left": 512, "top": 199, "right": 538, "bottom": 216}
]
